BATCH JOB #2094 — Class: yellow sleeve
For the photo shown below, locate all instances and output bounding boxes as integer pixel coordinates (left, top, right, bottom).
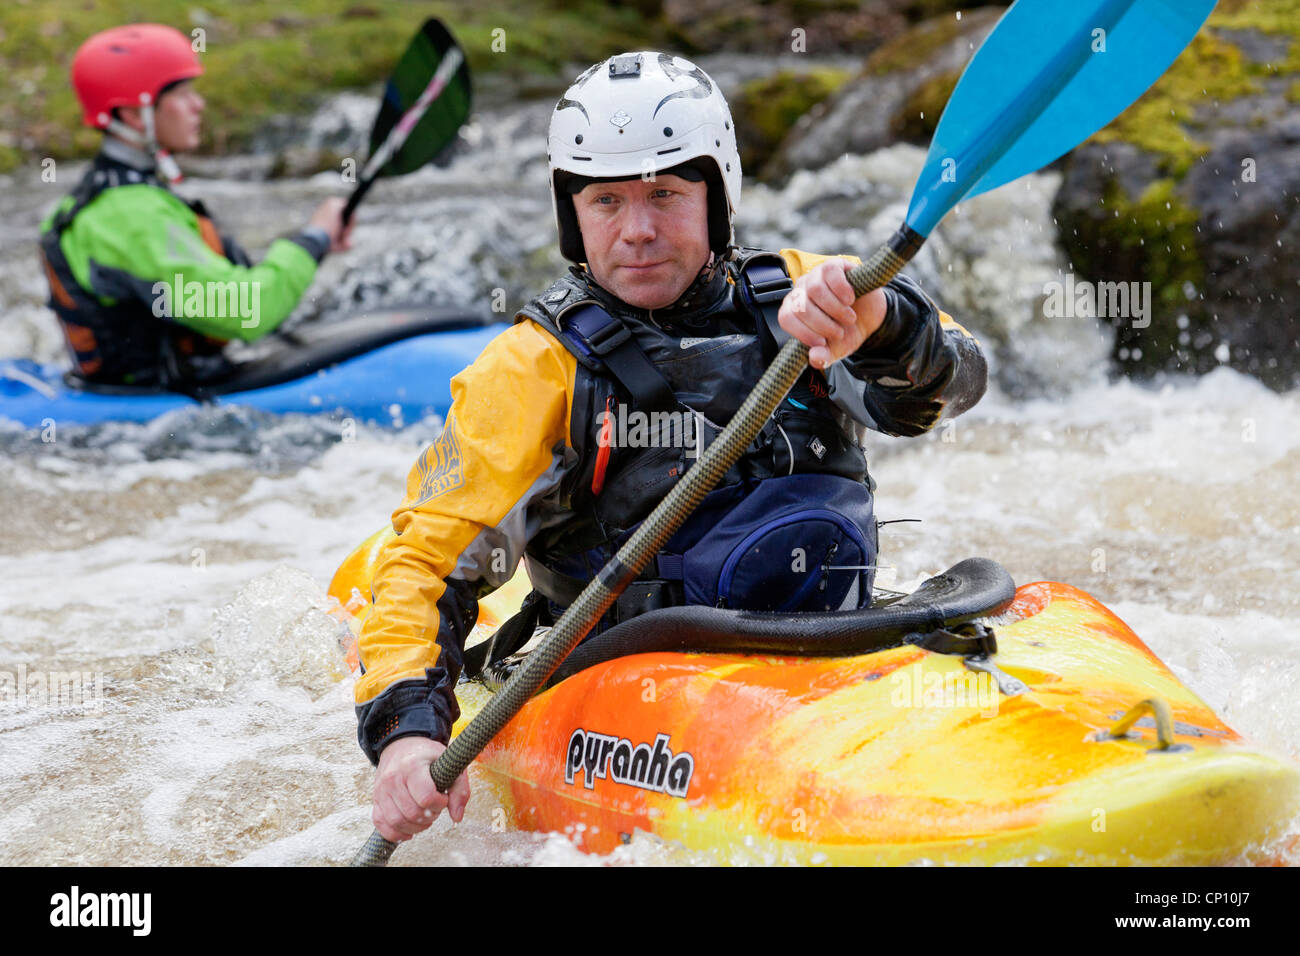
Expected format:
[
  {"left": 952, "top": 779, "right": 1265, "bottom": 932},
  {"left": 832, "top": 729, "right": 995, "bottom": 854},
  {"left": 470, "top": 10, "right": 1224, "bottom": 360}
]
[{"left": 353, "top": 320, "right": 577, "bottom": 752}]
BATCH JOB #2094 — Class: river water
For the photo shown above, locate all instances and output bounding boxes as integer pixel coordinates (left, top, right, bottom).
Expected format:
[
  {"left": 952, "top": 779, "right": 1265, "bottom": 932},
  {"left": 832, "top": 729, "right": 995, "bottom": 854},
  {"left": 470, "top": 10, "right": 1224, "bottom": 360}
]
[{"left": 2, "top": 64, "right": 1297, "bottom": 866}]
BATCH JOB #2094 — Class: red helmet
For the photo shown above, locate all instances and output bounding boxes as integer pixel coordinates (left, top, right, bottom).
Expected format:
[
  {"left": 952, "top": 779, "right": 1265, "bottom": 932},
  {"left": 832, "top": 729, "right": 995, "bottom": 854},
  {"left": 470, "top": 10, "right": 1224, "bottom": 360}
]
[{"left": 71, "top": 24, "right": 203, "bottom": 128}]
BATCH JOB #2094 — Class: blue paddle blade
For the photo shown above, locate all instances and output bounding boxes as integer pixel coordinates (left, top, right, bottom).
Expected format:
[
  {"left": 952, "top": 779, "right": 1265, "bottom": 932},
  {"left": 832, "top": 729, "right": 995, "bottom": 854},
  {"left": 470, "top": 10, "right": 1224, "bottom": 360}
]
[{"left": 905, "top": 0, "right": 1217, "bottom": 237}]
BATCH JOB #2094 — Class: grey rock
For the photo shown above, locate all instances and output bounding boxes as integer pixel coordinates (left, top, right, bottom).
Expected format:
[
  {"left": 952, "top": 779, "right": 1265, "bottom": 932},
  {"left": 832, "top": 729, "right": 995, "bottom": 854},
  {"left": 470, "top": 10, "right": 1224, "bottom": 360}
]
[
  {"left": 764, "top": 7, "right": 1002, "bottom": 182},
  {"left": 1210, "top": 27, "right": 1291, "bottom": 66},
  {"left": 1184, "top": 102, "right": 1300, "bottom": 385},
  {"left": 1054, "top": 75, "right": 1300, "bottom": 389}
]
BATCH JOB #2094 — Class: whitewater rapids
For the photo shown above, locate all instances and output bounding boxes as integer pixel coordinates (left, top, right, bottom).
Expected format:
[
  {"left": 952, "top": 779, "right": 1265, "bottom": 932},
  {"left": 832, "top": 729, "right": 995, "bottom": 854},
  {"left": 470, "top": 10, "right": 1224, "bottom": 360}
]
[{"left": 2, "top": 71, "right": 1296, "bottom": 866}]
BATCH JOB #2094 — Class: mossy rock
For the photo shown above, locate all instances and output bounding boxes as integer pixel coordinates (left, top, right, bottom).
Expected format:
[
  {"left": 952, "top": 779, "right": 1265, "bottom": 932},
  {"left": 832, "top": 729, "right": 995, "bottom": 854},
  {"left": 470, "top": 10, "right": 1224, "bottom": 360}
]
[
  {"left": 864, "top": 9, "right": 977, "bottom": 76},
  {"left": 663, "top": 0, "right": 900, "bottom": 55},
  {"left": 1090, "top": 32, "right": 1262, "bottom": 178},
  {"left": 733, "top": 68, "right": 852, "bottom": 175},
  {"left": 662, "top": 0, "right": 1003, "bottom": 56},
  {"left": 0, "top": 142, "right": 24, "bottom": 176},
  {"left": 888, "top": 68, "right": 958, "bottom": 143},
  {"left": 1086, "top": 0, "right": 1300, "bottom": 176},
  {"left": 1056, "top": 169, "right": 1207, "bottom": 371},
  {"left": 763, "top": 6, "right": 1002, "bottom": 182},
  {"left": 1055, "top": 0, "right": 1300, "bottom": 387},
  {"left": 265, "top": 147, "right": 351, "bottom": 181}
]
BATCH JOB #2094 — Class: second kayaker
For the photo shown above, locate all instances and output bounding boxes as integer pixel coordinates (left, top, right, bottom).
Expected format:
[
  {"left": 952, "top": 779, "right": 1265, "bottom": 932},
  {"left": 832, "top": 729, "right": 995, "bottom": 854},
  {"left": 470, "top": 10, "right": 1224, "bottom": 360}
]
[
  {"left": 354, "top": 52, "right": 989, "bottom": 841},
  {"left": 39, "top": 24, "right": 353, "bottom": 389}
]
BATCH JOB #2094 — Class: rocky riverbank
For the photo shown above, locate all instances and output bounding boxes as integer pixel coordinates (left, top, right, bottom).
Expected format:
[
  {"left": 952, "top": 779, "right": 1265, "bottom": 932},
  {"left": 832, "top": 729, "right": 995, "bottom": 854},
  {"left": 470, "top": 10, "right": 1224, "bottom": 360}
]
[{"left": 757, "top": 1, "right": 1300, "bottom": 389}]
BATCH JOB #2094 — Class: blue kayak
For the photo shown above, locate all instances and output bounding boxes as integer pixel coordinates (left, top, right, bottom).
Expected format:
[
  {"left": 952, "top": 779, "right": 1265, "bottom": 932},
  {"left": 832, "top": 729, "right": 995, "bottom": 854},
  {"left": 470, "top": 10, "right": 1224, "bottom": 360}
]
[{"left": 0, "top": 308, "right": 506, "bottom": 428}]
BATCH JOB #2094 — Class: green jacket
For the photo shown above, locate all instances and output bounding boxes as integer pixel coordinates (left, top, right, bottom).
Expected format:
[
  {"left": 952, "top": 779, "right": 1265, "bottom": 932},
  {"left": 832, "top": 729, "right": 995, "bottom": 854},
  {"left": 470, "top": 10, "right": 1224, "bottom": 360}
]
[{"left": 39, "top": 139, "right": 329, "bottom": 386}]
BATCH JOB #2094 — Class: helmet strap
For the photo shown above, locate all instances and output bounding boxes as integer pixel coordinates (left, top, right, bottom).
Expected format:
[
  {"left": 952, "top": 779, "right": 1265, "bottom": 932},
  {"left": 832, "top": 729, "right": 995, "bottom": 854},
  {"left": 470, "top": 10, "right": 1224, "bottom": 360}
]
[
  {"left": 104, "top": 100, "right": 183, "bottom": 186},
  {"left": 154, "top": 149, "right": 184, "bottom": 185},
  {"left": 103, "top": 116, "right": 148, "bottom": 150},
  {"left": 656, "top": 252, "right": 725, "bottom": 315},
  {"left": 699, "top": 251, "right": 720, "bottom": 281}
]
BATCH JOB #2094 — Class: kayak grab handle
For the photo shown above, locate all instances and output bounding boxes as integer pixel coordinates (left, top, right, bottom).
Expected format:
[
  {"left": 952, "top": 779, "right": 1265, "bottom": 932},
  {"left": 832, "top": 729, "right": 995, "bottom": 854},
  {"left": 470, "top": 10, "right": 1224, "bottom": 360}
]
[{"left": 1097, "top": 697, "right": 1190, "bottom": 753}]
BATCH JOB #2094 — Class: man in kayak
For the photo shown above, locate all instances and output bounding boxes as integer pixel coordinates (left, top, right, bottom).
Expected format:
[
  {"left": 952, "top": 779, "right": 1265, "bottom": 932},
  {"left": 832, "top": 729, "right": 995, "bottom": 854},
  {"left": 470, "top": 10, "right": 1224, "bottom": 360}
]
[
  {"left": 39, "top": 24, "right": 353, "bottom": 388},
  {"left": 355, "top": 52, "right": 988, "bottom": 841}
]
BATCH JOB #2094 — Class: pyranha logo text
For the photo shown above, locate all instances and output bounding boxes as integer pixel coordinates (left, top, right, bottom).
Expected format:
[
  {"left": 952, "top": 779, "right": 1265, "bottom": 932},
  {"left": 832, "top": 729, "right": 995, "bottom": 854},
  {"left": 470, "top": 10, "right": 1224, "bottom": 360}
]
[{"left": 565, "top": 728, "right": 695, "bottom": 798}]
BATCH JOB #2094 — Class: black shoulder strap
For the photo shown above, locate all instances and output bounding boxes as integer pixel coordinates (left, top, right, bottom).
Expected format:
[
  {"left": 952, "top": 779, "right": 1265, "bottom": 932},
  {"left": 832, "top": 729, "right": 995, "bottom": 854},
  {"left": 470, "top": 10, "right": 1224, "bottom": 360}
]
[
  {"left": 734, "top": 249, "right": 794, "bottom": 344},
  {"left": 523, "top": 253, "right": 793, "bottom": 414},
  {"left": 48, "top": 157, "right": 168, "bottom": 237},
  {"left": 47, "top": 169, "right": 106, "bottom": 237},
  {"left": 557, "top": 303, "right": 677, "bottom": 414},
  {"left": 40, "top": 165, "right": 118, "bottom": 311}
]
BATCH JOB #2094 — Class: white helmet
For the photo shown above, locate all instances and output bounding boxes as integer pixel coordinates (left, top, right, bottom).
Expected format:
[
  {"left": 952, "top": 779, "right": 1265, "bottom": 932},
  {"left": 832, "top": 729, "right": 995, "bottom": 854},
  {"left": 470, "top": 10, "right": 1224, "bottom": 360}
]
[{"left": 548, "top": 52, "right": 742, "bottom": 263}]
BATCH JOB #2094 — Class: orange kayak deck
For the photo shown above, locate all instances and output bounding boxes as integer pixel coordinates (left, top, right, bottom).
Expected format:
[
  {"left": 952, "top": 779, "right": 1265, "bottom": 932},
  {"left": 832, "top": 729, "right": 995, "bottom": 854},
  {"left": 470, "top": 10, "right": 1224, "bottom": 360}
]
[{"left": 332, "top": 531, "right": 1300, "bottom": 865}]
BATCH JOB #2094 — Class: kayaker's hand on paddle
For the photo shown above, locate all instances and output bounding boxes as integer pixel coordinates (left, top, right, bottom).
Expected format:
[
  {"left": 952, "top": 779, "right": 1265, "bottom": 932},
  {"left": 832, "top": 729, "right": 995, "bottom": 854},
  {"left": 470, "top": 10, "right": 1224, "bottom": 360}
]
[
  {"left": 308, "top": 197, "right": 355, "bottom": 254},
  {"left": 779, "top": 259, "right": 887, "bottom": 370},
  {"left": 373, "top": 736, "right": 470, "bottom": 841}
]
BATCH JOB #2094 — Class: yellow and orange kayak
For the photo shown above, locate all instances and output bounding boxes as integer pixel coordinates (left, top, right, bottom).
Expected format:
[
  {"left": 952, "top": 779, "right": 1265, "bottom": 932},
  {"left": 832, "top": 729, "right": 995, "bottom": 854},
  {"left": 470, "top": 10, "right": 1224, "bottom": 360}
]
[{"left": 331, "top": 528, "right": 1300, "bottom": 865}]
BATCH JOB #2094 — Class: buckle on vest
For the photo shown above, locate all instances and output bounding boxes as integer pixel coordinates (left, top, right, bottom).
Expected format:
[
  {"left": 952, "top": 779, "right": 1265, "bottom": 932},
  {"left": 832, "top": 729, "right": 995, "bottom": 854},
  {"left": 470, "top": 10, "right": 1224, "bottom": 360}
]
[
  {"left": 561, "top": 303, "right": 635, "bottom": 357},
  {"left": 745, "top": 263, "right": 793, "bottom": 306},
  {"left": 584, "top": 319, "right": 632, "bottom": 355}
]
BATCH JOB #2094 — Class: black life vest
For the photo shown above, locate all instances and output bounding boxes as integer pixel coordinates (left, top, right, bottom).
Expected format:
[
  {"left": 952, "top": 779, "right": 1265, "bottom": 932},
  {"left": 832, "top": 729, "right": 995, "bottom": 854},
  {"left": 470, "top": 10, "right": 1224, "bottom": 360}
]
[
  {"left": 514, "top": 248, "right": 880, "bottom": 626},
  {"left": 38, "top": 153, "right": 234, "bottom": 388}
]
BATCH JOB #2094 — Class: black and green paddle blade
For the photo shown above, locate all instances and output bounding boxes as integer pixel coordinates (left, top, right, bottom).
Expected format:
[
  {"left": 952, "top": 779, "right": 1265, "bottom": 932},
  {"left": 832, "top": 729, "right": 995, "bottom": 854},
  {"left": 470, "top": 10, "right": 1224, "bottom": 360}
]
[{"left": 370, "top": 18, "right": 472, "bottom": 177}]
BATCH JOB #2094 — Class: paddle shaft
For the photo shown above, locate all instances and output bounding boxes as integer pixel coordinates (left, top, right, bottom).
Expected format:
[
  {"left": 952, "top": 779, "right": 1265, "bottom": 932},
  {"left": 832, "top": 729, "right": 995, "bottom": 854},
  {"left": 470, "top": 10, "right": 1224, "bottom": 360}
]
[
  {"left": 349, "top": 239, "right": 915, "bottom": 866},
  {"left": 341, "top": 177, "right": 376, "bottom": 227}
]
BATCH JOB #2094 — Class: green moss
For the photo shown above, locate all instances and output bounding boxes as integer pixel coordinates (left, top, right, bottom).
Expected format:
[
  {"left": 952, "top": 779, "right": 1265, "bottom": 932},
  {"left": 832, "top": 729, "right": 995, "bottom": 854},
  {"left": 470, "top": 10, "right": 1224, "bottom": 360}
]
[
  {"left": 734, "top": 68, "right": 852, "bottom": 178},
  {"left": 889, "top": 68, "right": 958, "bottom": 143},
  {"left": 1061, "top": 176, "right": 1206, "bottom": 372},
  {"left": 1090, "top": 32, "right": 1261, "bottom": 177},
  {"left": 1214, "top": 0, "right": 1300, "bottom": 70},
  {"left": 1117, "top": 179, "right": 1203, "bottom": 312},
  {"left": 1090, "top": 1, "right": 1300, "bottom": 177},
  {"left": 0, "top": 0, "right": 673, "bottom": 166},
  {"left": 0, "top": 143, "right": 23, "bottom": 174},
  {"left": 865, "top": 14, "right": 968, "bottom": 76},
  {"left": 1058, "top": 1, "right": 1300, "bottom": 379}
]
